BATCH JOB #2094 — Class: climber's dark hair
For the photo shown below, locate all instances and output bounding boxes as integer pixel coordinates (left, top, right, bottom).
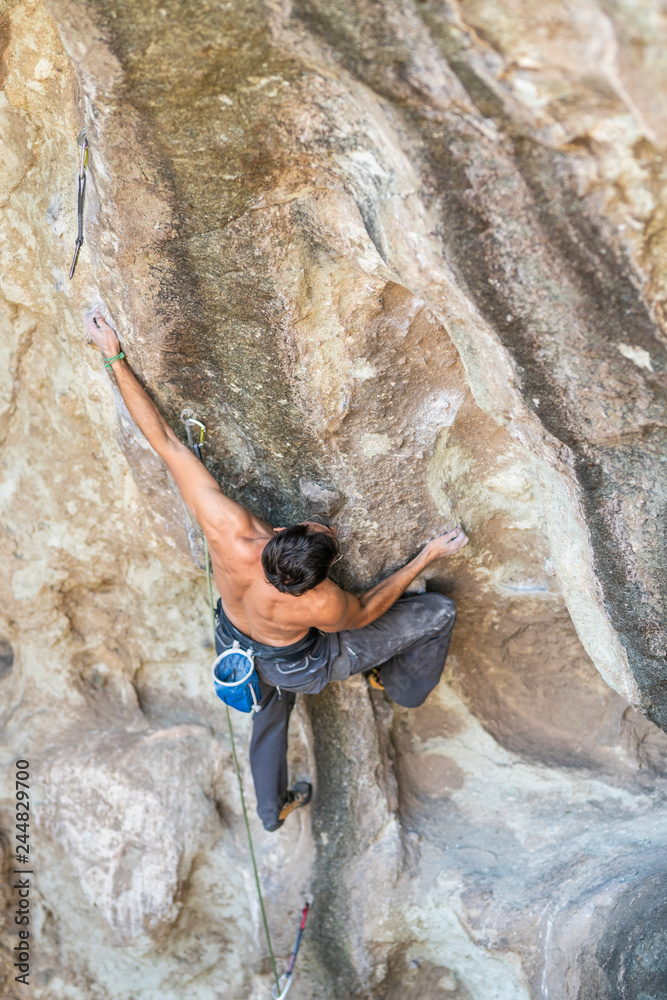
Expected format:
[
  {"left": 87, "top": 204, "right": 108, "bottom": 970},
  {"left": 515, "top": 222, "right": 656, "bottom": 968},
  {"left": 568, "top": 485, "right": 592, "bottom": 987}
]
[{"left": 262, "top": 524, "right": 340, "bottom": 596}]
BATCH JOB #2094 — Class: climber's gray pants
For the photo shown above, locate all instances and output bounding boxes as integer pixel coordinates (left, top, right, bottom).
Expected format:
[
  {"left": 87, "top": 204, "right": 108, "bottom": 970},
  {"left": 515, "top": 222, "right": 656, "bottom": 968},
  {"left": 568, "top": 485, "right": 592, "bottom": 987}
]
[{"left": 249, "top": 593, "right": 456, "bottom": 830}]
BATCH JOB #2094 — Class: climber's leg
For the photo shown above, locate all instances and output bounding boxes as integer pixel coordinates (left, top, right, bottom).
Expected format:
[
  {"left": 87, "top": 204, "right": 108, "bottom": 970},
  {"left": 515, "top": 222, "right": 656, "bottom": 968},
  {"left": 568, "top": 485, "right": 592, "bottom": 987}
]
[
  {"left": 338, "top": 592, "right": 456, "bottom": 708},
  {"left": 249, "top": 682, "right": 297, "bottom": 831}
]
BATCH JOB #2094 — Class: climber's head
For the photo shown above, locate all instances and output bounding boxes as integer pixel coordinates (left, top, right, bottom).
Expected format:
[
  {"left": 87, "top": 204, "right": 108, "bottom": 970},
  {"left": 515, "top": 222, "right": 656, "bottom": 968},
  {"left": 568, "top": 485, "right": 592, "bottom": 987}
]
[{"left": 262, "top": 518, "right": 341, "bottom": 596}]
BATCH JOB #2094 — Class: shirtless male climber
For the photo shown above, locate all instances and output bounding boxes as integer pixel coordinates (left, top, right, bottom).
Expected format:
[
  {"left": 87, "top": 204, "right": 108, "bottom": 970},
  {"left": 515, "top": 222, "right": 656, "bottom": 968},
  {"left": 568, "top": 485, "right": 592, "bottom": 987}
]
[{"left": 84, "top": 307, "right": 469, "bottom": 831}]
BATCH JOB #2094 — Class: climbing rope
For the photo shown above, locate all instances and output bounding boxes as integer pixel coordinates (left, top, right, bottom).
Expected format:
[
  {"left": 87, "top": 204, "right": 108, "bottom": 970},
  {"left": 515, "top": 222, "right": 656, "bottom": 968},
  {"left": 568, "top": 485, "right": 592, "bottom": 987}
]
[
  {"left": 69, "top": 129, "right": 88, "bottom": 280},
  {"left": 180, "top": 411, "right": 280, "bottom": 992}
]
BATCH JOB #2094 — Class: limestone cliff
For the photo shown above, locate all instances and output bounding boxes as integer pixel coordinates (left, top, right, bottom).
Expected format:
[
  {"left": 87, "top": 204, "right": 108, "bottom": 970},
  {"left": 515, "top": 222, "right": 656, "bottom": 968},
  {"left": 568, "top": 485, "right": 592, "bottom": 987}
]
[{"left": 1, "top": 1, "right": 666, "bottom": 998}]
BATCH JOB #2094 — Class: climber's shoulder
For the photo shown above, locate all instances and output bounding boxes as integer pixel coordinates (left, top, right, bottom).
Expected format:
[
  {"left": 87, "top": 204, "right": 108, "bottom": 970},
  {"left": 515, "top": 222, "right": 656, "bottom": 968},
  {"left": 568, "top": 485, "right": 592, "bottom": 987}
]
[
  {"left": 158, "top": 436, "right": 257, "bottom": 536},
  {"left": 300, "top": 578, "right": 354, "bottom": 630}
]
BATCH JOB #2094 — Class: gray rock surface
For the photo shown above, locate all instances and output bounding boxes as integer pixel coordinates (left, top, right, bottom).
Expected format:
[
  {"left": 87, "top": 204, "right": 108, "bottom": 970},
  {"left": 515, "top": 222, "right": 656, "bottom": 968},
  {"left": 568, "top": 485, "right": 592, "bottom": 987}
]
[{"left": 1, "top": 0, "right": 666, "bottom": 997}]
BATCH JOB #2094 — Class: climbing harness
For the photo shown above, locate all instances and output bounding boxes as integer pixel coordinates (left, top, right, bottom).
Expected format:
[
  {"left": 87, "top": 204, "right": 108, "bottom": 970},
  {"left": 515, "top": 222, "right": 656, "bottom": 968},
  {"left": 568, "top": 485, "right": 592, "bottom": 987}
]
[
  {"left": 69, "top": 130, "right": 89, "bottom": 280},
  {"left": 271, "top": 902, "right": 311, "bottom": 999}
]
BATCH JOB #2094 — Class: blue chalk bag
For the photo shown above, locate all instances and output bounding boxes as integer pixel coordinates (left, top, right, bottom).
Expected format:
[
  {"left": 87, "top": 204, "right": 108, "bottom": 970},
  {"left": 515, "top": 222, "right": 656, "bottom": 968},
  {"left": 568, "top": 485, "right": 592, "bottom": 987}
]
[{"left": 212, "top": 641, "right": 262, "bottom": 713}]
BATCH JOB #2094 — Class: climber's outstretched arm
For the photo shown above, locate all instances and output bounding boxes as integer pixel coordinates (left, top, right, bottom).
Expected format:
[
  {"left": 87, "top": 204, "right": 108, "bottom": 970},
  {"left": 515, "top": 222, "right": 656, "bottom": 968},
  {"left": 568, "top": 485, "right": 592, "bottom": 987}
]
[{"left": 83, "top": 308, "right": 252, "bottom": 536}]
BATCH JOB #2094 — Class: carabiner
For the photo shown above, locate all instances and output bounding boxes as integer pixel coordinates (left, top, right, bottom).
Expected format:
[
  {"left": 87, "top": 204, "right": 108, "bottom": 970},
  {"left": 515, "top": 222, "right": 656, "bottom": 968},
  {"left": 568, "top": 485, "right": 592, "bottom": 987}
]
[
  {"left": 271, "top": 973, "right": 292, "bottom": 1000},
  {"left": 78, "top": 130, "right": 88, "bottom": 177},
  {"left": 180, "top": 409, "right": 206, "bottom": 449}
]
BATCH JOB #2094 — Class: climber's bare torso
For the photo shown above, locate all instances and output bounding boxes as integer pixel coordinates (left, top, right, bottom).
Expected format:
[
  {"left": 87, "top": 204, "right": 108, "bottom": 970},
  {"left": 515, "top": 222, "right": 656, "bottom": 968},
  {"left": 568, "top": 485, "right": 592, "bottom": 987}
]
[{"left": 205, "top": 509, "right": 342, "bottom": 646}]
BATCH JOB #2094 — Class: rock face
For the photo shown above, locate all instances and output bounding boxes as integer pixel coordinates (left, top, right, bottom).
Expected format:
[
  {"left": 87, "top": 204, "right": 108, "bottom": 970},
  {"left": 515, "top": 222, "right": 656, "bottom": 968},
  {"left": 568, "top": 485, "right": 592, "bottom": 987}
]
[{"left": 1, "top": 1, "right": 666, "bottom": 998}]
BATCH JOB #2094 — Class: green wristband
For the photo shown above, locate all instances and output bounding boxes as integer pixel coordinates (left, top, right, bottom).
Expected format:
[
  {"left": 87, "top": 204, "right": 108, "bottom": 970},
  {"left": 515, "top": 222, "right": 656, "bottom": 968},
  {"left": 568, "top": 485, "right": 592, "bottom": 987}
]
[{"left": 104, "top": 351, "right": 125, "bottom": 369}]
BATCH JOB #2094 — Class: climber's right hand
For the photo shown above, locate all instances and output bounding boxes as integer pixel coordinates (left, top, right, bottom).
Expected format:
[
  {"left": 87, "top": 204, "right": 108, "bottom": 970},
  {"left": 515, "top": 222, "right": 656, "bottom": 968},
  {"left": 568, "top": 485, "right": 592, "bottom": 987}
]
[{"left": 83, "top": 305, "right": 120, "bottom": 357}]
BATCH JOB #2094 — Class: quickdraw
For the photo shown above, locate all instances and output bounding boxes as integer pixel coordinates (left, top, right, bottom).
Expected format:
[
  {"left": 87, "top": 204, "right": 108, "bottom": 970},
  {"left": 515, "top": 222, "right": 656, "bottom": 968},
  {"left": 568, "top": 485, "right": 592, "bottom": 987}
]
[
  {"left": 272, "top": 902, "right": 311, "bottom": 999},
  {"left": 69, "top": 129, "right": 89, "bottom": 280}
]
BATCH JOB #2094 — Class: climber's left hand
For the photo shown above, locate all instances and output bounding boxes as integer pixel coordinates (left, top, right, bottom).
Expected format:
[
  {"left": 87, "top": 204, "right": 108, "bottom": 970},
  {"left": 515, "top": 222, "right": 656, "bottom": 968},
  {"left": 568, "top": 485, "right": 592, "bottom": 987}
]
[{"left": 83, "top": 305, "right": 120, "bottom": 357}]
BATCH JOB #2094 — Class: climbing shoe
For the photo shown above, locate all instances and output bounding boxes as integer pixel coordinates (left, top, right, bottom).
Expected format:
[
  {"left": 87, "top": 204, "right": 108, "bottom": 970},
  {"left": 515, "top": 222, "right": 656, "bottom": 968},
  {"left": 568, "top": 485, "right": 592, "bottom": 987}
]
[
  {"left": 277, "top": 781, "right": 312, "bottom": 823},
  {"left": 366, "top": 668, "right": 385, "bottom": 691}
]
